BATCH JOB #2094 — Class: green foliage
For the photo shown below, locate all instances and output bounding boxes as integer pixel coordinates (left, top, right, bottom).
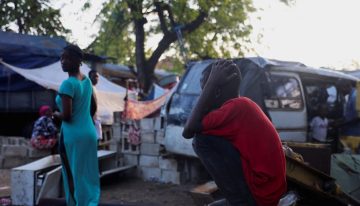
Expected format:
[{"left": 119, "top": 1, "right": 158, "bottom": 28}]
[
  {"left": 0, "top": 0, "right": 69, "bottom": 36},
  {"left": 90, "top": 0, "right": 292, "bottom": 73},
  {"left": 157, "top": 56, "right": 185, "bottom": 75},
  {"left": 171, "top": 58, "right": 186, "bottom": 75},
  {"left": 87, "top": 0, "right": 135, "bottom": 65},
  {"left": 180, "top": 0, "right": 255, "bottom": 59},
  {"left": 280, "top": 0, "right": 296, "bottom": 6},
  {"left": 90, "top": 0, "right": 255, "bottom": 69}
]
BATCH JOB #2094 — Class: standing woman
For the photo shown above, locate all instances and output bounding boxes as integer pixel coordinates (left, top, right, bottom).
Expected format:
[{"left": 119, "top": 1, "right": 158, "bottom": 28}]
[{"left": 54, "top": 44, "right": 100, "bottom": 206}]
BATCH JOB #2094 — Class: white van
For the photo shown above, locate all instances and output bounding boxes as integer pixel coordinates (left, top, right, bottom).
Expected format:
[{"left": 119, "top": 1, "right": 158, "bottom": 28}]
[{"left": 162, "top": 57, "right": 359, "bottom": 157}]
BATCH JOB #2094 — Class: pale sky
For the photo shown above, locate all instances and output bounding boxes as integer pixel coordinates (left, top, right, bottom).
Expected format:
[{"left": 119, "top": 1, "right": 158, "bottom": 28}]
[
  {"left": 250, "top": 0, "right": 360, "bottom": 70},
  {"left": 56, "top": 0, "right": 360, "bottom": 70}
]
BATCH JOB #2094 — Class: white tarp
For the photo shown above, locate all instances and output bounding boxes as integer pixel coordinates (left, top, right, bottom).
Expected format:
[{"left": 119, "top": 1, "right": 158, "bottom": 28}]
[{"left": 0, "top": 60, "right": 125, "bottom": 124}]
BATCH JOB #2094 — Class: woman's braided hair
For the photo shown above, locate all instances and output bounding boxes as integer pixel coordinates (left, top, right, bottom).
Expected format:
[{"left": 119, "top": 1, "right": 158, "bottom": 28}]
[{"left": 63, "top": 44, "right": 83, "bottom": 61}]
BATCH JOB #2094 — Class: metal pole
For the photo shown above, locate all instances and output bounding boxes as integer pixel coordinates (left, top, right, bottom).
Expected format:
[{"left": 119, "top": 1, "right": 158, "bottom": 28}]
[{"left": 174, "top": 25, "right": 188, "bottom": 65}]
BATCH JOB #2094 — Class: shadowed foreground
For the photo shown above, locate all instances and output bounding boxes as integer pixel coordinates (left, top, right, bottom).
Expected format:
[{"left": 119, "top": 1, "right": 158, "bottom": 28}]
[{"left": 38, "top": 198, "right": 158, "bottom": 206}]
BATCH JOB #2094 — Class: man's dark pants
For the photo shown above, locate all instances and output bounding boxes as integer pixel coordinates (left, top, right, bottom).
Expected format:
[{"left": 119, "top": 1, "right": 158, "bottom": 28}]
[{"left": 193, "top": 134, "right": 257, "bottom": 206}]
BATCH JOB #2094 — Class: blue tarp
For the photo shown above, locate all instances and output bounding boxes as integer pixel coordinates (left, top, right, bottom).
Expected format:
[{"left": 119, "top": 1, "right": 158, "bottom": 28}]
[{"left": 0, "top": 31, "right": 67, "bottom": 91}]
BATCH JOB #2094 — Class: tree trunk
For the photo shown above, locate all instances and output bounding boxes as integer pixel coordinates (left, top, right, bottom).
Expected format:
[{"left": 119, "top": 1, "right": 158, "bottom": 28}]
[
  {"left": 134, "top": 18, "right": 150, "bottom": 95},
  {"left": 128, "top": 1, "right": 207, "bottom": 96},
  {"left": 127, "top": 1, "right": 153, "bottom": 96},
  {"left": 14, "top": 1, "right": 24, "bottom": 33}
]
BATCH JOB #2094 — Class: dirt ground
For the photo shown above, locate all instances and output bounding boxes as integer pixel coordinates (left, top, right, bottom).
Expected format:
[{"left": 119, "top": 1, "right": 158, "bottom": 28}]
[
  {"left": 0, "top": 169, "right": 11, "bottom": 198},
  {"left": 0, "top": 169, "right": 198, "bottom": 206},
  {"left": 101, "top": 175, "right": 197, "bottom": 206}
]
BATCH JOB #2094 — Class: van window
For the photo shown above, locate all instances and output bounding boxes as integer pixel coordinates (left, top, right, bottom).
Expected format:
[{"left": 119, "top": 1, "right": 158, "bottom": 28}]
[
  {"left": 305, "top": 85, "right": 337, "bottom": 105},
  {"left": 179, "top": 62, "right": 210, "bottom": 94},
  {"left": 305, "top": 83, "right": 340, "bottom": 118},
  {"left": 265, "top": 75, "right": 303, "bottom": 110},
  {"left": 326, "top": 85, "right": 337, "bottom": 106}
]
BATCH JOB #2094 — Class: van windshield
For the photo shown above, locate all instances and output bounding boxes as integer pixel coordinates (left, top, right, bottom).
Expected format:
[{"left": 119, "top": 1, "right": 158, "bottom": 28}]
[{"left": 178, "top": 61, "right": 211, "bottom": 94}]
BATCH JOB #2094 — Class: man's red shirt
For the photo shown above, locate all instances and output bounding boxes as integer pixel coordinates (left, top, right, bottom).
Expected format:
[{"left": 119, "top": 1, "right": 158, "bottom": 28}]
[{"left": 201, "top": 97, "right": 287, "bottom": 206}]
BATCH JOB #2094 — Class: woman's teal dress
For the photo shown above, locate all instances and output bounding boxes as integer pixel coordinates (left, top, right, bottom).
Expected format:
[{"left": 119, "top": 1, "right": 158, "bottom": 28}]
[{"left": 56, "top": 76, "right": 100, "bottom": 206}]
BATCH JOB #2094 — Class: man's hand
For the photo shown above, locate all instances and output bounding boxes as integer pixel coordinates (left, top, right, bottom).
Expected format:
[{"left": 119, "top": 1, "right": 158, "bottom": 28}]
[
  {"left": 183, "top": 120, "right": 203, "bottom": 139},
  {"left": 206, "top": 60, "right": 240, "bottom": 87},
  {"left": 182, "top": 128, "right": 195, "bottom": 139},
  {"left": 182, "top": 59, "right": 239, "bottom": 140}
]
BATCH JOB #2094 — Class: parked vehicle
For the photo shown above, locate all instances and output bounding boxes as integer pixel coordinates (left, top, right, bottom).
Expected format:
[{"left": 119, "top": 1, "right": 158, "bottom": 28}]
[{"left": 162, "top": 57, "right": 359, "bottom": 157}]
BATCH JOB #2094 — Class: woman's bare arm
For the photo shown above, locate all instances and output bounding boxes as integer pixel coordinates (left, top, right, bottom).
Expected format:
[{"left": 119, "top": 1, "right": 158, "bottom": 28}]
[{"left": 53, "top": 95, "right": 72, "bottom": 122}]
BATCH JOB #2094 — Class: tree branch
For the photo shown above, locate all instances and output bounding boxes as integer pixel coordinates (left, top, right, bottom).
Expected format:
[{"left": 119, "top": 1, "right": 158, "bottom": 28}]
[
  {"left": 181, "top": 11, "right": 207, "bottom": 34},
  {"left": 211, "top": 32, "right": 218, "bottom": 41},
  {"left": 14, "top": 1, "right": 24, "bottom": 33},
  {"left": 154, "top": 2, "right": 169, "bottom": 34},
  {"left": 143, "top": 9, "right": 157, "bottom": 15},
  {"left": 163, "top": 4, "right": 176, "bottom": 27},
  {"left": 128, "top": 65, "right": 138, "bottom": 77},
  {"left": 0, "top": 1, "right": 7, "bottom": 8},
  {"left": 147, "top": 11, "right": 207, "bottom": 72},
  {"left": 147, "top": 32, "right": 177, "bottom": 73}
]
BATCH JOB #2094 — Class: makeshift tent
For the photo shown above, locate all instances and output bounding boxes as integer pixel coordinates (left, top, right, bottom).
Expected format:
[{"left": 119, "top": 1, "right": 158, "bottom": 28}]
[
  {"left": 0, "top": 31, "right": 67, "bottom": 91},
  {"left": 0, "top": 31, "right": 127, "bottom": 124},
  {"left": 0, "top": 60, "right": 126, "bottom": 124},
  {"left": 100, "top": 63, "right": 179, "bottom": 89},
  {"left": 123, "top": 90, "right": 173, "bottom": 120}
]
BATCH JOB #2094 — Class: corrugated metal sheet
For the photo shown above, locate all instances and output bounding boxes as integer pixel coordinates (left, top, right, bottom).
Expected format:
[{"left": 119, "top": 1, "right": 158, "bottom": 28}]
[{"left": 331, "top": 154, "right": 360, "bottom": 203}]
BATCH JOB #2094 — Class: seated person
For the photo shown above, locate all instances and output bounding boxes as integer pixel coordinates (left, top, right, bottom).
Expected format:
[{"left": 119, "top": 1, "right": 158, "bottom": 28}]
[
  {"left": 183, "top": 60, "right": 286, "bottom": 206},
  {"left": 310, "top": 104, "right": 329, "bottom": 142},
  {"left": 31, "top": 105, "right": 58, "bottom": 150}
]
